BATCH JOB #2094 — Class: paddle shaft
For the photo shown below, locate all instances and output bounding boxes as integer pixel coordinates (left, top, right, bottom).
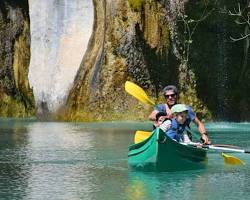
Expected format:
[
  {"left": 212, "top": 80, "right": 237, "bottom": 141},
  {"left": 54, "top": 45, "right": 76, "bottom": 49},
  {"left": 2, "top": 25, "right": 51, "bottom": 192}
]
[
  {"left": 202, "top": 145, "right": 250, "bottom": 154},
  {"left": 185, "top": 127, "right": 250, "bottom": 153},
  {"left": 135, "top": 130, "right": 249, "bottom": 153}
]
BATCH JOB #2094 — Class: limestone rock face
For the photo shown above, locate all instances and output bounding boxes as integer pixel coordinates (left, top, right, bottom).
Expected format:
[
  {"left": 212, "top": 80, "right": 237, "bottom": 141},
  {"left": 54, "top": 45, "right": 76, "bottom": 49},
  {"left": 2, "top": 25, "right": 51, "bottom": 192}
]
[
  {"left": 28, "top": 0, "right": 93, "bottom": 120},
  {"left": 0, "top": 0, "right": 34, "bottom": 117},
  {"left": 64, "top": 0, "right": 171, "bottom": 121}
]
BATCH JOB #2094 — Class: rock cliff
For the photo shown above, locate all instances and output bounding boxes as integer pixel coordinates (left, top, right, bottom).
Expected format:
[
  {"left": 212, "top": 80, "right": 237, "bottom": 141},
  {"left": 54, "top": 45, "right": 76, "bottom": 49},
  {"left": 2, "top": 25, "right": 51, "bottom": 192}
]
[
  {"left": 64, "top": 0, "right": 172, "bottom": 121},
  {"left": 0, "top": 0, "right": 34, "bottom": 117},
  {"left": 1, "top": 0, "right": 249, "bottom": 121}
]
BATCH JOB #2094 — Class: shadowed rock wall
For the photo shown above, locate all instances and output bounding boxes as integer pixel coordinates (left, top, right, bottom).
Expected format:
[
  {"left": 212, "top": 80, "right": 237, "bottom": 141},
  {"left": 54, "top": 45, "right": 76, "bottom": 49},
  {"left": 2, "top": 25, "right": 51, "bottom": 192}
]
[
  {"left": 0, "top": 0, "right": 34, "bottom": 117},
  {"left": 184, "top": 0, "right": 250, "bottom": 121}
]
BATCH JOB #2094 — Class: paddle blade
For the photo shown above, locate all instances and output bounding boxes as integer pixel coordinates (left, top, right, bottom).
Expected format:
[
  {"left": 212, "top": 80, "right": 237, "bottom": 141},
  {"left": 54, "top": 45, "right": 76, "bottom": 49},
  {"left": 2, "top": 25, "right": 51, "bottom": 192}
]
[
  {"left": 125, "top": 81, "right": 155, "bottom": 106},
  {"left": 221, "top": 153, "right": 245, "bottom": 165},
  {"left": 134, "top": 131, "right": 152, "bottom": 144}
]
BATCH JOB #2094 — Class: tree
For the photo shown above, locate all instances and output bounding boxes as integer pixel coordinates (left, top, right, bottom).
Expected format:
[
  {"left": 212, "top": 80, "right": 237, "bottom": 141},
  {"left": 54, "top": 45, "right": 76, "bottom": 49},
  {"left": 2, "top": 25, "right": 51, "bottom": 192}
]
[{"left": 228, "top": 1, "right": 250, "bottom": 81}]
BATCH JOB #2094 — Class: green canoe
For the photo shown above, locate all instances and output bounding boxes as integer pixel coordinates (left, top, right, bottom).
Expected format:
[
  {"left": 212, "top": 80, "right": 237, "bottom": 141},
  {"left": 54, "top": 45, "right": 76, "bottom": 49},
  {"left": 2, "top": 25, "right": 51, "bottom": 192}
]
[{"left": 128, "top": 128, "right": 208, "bottom": 171}]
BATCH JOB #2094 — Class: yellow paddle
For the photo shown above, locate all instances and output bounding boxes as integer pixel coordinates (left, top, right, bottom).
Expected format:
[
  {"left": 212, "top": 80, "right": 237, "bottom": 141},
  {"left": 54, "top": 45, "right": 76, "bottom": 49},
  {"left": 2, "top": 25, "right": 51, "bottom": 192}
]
[
  {"left": 221, "top": 153, "right": 245, "bottom": 165},
  {"left": 125, "top": 81, "right": 155, "bottom": 106},
  {"left": 125, "top": 81, "right": 245, "bottom": 165},
  {"left": 134, "top": 131, "right": 152, "bottom": 143},
  {"left": 186, "top": 127, "right": 245, "bottom": 165}
]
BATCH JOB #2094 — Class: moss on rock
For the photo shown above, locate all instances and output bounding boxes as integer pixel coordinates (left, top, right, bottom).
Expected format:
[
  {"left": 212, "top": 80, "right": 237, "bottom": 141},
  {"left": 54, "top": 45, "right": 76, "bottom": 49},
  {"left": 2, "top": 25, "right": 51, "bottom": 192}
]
[{"left": 128, "top": 0, "right": 145, "bottom": 12}]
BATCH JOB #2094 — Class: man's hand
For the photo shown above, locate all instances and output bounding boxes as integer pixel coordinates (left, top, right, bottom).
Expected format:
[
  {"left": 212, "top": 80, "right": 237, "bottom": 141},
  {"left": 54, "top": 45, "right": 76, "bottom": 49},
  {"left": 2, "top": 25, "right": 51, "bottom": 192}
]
[{"left": 200, "top": 133, "right": 211, "bottom": 144}]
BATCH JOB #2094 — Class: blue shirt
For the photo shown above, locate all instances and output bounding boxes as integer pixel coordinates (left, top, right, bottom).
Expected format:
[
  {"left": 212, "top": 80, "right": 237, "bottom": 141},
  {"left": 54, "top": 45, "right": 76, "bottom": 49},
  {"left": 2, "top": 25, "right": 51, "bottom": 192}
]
[{"left": 165, "top": 118, "right": 190, "bottom": 142}]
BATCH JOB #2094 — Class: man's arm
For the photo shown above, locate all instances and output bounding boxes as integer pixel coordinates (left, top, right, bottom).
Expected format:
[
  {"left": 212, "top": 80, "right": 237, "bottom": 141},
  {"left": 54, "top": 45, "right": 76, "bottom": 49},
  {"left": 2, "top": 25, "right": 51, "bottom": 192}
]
[
  {"left": 148, "top": 110, "right": 159, "bottom": 121},
  {"left": 193, "top": 117, "right": 211, "bottom": 144}
]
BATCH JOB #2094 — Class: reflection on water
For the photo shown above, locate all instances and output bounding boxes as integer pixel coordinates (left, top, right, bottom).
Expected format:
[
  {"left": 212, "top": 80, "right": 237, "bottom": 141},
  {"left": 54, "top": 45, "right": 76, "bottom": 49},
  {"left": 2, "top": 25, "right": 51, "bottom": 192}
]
[
  {"left": 0, "top": 119, "right": 29, "bottom": 199},
  {"left": 127, "top": 165, "right": 250, "bottom": 200},
  {"left": 25, "top": 122, "right": 96, "bottom": 199},
  {"left": 0, "top": 119, "right": 250, "bottom": 199}
]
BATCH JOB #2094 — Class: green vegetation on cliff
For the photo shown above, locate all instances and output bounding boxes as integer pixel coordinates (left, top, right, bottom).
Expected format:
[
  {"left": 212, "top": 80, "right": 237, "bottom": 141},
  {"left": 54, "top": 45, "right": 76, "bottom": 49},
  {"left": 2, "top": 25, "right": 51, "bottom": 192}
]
[{"left": 128, "top": 0, "right": 145, "bottom": 11}]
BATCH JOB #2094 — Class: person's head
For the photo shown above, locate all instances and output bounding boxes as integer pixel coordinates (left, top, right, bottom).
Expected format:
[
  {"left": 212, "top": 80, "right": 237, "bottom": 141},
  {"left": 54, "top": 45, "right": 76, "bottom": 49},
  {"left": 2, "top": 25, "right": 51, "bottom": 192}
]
[
  {"left": 156, "top": 112, "right": 167, "bottom": 125},
  {"left": 163, "top": 85, "right": 178, "bottom": 107},
  {"left": 171, "top": 104, "right": 188, "bottom": 124}
]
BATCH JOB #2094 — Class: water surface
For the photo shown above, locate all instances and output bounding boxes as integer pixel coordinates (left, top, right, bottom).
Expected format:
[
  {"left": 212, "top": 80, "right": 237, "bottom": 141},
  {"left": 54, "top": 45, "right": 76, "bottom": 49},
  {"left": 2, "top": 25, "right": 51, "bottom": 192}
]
[{"left": 0, "top": 119, "right": 250, "bottom": 200}]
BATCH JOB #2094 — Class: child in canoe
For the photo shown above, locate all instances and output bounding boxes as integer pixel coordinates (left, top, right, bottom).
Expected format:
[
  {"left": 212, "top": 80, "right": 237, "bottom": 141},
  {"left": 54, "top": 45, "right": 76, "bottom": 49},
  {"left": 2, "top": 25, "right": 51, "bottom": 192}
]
[{"left": 159, "top": 104, "right": 207, "bottom": 143}]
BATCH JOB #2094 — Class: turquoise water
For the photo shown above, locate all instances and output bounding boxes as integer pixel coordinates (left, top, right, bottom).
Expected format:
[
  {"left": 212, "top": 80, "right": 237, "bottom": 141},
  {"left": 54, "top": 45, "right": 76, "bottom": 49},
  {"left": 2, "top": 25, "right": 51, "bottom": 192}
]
[{"left": 0, "top": 119, "right": 250, "bottom": 200}]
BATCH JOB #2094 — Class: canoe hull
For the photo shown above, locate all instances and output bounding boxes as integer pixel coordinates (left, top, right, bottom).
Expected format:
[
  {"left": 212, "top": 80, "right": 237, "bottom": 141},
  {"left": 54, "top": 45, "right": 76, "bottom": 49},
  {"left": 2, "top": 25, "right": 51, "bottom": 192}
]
[{"left": 128, "top": 128, "right": 207, "bottom": 171}]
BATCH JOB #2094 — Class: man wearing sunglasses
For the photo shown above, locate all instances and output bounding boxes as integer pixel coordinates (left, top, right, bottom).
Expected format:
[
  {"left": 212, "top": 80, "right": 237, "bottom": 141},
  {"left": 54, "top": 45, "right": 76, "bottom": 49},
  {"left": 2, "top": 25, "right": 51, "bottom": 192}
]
[{"left": 148, "top": 85, "right": 211, "bottom": 144}]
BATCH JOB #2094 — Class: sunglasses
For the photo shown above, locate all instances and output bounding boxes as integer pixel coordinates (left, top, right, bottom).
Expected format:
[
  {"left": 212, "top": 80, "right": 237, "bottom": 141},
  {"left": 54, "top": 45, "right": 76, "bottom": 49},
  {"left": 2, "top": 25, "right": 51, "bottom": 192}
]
[{"left": 164, "top": 94, "right": 176, "bottom": 99}]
